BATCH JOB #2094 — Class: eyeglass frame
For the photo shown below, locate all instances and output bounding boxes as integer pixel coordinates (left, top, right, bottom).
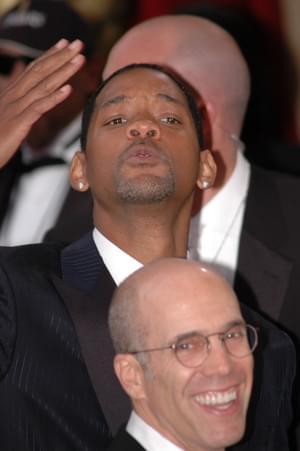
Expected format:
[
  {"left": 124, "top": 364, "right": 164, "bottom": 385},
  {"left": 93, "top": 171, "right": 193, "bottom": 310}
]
[{"left": 128, "top": 322, "right": 259, "bottom": 368}]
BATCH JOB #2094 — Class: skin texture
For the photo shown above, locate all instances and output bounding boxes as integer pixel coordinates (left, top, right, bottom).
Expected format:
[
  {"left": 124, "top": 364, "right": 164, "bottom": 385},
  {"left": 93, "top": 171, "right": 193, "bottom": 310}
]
[
  {"left": 70, "top": 66, "right": 216, "bottom": 263},
  {"left": 110, "top": 259, "right": 253, "bottom": 451},
  {"left": 0, "top": 39, "right": 85, "bottom": 167},
  {"left": 103, "top": 15, "right": 251, "bottom": 208}
]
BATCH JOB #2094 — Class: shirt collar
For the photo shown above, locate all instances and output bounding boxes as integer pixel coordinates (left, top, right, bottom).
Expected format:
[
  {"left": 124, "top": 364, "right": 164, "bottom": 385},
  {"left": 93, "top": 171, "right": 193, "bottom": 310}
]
[
  {"left": 93, "top": 228, "right": 143, "bottom": 286},
  {"left": 189, "top": 150, "right": 250, "bottom": 240},
  {"left": 126, "top": 411, "right": 183, "bottom": 451}
]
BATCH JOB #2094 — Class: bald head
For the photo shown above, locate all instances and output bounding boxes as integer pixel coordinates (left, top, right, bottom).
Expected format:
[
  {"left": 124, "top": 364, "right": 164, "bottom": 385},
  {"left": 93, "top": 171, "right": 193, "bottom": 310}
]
[
  {"left": 108, "top": 258, "right": 242, "bottom": 356},
  {"left": 104, "top": 15, "right": 250, "bottom": 136}
]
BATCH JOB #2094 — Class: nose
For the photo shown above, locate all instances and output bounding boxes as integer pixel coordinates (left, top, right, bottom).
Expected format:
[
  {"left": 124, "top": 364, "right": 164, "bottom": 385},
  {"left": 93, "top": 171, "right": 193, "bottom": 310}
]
[
  {"left": 126, "top": 119, "right": 160, "bottom": 140},
  {"left": 201, "top": 340, "right": 233, "bottom": 377}
]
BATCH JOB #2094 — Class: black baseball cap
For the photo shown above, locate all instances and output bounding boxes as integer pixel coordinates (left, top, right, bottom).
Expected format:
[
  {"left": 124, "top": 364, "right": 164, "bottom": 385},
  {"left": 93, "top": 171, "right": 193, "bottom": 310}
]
[{"left": 0, "top": 0, "right": 94, "bottom": 58}]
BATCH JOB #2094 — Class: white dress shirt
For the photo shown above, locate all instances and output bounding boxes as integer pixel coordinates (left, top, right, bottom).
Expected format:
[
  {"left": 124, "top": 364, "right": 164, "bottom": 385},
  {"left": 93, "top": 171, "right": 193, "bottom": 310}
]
[
  {"left": 0, "top": 115, "right": 82, "bottom": 245},
  {"left": 93, "top": 228, "right": 143, "bottom": 286},
  {"left": 127, "top": 411, "right": 183, "bottom": 451},
  {"left": 188, "top": 150, "right": 250, "bottom": 285}
]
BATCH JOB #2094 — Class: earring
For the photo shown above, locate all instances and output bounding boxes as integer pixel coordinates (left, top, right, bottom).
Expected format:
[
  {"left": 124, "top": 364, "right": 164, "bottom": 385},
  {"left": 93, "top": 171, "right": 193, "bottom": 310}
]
[
  {"left": 198, "top": 179, "right": 211, "bottom": 190},
  {"left": 78, "top": 181, "right": 85, "bottom": 190}
]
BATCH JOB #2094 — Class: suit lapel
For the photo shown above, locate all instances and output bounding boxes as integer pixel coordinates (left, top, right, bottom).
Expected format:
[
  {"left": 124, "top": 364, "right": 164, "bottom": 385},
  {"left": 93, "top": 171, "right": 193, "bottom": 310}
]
[
  {"left": 50, "top": 233, "right": 130, "bottom": 434},
  {"left": 236, "top": 231, "right": 292, "bottom": 320},
  {"left": 107, "top": 428, "right": 145, "bottom": 450},
  {"left": 235, "top": 167, "right": 292, "bottom": 321}
]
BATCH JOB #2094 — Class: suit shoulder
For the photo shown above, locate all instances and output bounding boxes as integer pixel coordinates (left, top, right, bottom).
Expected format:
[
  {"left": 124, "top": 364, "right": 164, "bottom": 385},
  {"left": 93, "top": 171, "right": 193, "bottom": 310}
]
[
  {"left": 248, "top": 164, "right": 300, "bottom": 227},
  {"left": 241, "top": 302, "right": 295, "bottom": 359},
  {"left": 251, "top": 164, "right": 300, "bottom": 191},
  {"left": 0, "top": 241, "right": 66, "bottom": 273}
]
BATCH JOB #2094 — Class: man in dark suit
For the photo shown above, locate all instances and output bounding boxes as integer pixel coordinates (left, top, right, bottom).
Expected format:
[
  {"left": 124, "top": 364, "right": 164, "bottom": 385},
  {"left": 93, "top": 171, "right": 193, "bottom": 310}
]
[
  {"left": 0, "top": 57, "right": 294, "bottom": 451},
  {"left": 107, "top": 259, "right": 257, "bottom": 451},
  {"left": 103, "top": 15, "right": 300, "bottom": 446},
  {"left": 0, "top": 61, "right": 217, "bottom": 449}
]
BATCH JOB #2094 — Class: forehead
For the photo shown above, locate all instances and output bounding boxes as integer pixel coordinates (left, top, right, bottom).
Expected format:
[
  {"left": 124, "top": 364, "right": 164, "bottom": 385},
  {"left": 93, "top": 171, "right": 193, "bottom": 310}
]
[
  {"left": 143, "top": 270, "right": 242, "bottom": 339},
  {"left": 96, "top": 67, "right": 189, "bottom": 107}
]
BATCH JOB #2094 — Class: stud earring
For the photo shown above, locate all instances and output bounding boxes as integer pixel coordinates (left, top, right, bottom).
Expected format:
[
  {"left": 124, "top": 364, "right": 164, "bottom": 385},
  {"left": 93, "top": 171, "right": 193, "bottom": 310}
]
[{"left": 198, "top": 179, "right": 211, "bottom": 190}]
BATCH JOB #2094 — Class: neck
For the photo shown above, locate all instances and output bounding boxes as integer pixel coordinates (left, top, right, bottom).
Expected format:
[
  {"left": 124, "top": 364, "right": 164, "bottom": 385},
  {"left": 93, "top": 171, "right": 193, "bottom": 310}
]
[{"left": 94, "top": 201, "right": 191, "bottom": 263}]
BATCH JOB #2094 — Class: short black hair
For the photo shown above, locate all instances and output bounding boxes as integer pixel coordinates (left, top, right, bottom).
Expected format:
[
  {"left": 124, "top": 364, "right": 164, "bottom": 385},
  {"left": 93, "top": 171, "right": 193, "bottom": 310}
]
[{"left": 81, "top": 62, "right": 203, "bottom": 150}]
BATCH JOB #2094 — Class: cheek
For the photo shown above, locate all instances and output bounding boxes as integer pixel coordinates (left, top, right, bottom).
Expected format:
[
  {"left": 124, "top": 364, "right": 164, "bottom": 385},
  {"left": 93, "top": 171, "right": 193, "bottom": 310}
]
[
  {"left": 85, "top": 134, "right": 122, "bottom": 177},
  {"left": 170, "top": 132, "right": 200, "bottom": 169},
  {"left": 244, "top": 358, "right": 254, "bottom": 399},
  {"left": 150, "top": 363, "right": 190, "bottom": 410}
]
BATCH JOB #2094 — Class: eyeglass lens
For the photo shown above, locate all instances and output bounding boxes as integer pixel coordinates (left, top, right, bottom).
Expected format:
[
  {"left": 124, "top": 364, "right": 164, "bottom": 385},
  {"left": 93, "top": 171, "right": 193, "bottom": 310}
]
[{"left": 174, "top": 324, "right": 257, "bottom": 368}]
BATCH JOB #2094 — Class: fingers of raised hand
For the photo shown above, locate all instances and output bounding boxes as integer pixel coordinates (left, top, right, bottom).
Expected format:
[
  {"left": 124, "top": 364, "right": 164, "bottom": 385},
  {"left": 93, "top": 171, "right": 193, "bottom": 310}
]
[
  {"left": 4, "top": 39, "right": 85, "bottom": 102},
  {"left": 0, "top": 39, "right": 85, "bottom": 126},
  {"left": 0, "top": 84, "right": 73, "bottom": 168},
  {"left": 0, "top": 39, "right": 85, "bottom": 168}
]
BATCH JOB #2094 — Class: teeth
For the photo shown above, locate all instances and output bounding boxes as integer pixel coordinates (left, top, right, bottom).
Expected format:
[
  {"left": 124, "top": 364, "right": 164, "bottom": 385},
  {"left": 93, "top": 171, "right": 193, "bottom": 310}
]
[{"left": 195, "top": 389, "right": 237, "bottom": 406}]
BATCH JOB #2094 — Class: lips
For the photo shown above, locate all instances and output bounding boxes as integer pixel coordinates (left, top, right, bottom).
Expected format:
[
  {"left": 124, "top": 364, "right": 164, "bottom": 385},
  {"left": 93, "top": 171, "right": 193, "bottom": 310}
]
[{"left": 122, "top": 142, "right": 166, "bottom": 163}]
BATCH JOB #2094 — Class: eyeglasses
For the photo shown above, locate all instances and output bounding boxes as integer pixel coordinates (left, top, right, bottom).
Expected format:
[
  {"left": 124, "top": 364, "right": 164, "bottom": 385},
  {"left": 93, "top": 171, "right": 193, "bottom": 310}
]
[
  {"left": 0, "top": 54, "right": 34, "bottom": 76},
  {"left": 129, "top": 323, "right": 258, "bottom": 368}
]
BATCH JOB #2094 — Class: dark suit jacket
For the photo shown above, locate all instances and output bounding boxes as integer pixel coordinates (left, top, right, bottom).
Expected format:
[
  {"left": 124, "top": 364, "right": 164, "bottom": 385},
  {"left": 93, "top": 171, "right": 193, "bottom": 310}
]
[
  {"left": 0, "top": 233, "right": 295, "bottom": 450},
  {"left": 235, "top": 165, "right": 300, "bottom": 339},
  {"left": 106, "top": 428, "right": 145, "bottom": 451},
  {"left": 0, "top": 234, "right": 118, "bottom": 450},
  {"left": 234, "top": 165, "right": 300, "bottom": 446}
]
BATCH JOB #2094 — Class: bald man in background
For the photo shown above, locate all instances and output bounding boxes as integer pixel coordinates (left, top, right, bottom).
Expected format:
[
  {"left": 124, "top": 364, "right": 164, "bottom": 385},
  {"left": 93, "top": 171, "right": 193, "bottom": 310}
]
[
  {"left": 104, "top": 15, "right": 300, "bottom": 447},
  {"left": 108, "top": 258, "right": 256, "bottom": 451}
]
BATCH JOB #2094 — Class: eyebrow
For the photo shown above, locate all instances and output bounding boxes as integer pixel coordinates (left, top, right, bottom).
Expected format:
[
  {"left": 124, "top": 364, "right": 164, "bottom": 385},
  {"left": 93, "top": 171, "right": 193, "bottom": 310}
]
[
  {"left": 98, "top": 92, "right": 185, "bottom": 110},
  {"left": 98, "top": 95, "right": 129, "bottom": 109},
  {"left": 170, "top": 319, "right": 246, "bottom": 343},
  {"left": 156, "top": 92, "right": 184, "bottom": 105}
]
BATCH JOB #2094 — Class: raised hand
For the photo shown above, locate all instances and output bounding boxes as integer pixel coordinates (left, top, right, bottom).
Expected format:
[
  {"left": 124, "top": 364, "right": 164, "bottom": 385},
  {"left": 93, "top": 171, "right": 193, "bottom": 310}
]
[{"left": 0, "top": 39, "right": 85, "bottom": 167}]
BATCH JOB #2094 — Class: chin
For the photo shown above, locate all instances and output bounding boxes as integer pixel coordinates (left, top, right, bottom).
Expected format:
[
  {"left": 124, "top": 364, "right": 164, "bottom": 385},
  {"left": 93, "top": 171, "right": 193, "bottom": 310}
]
[{"left": 210, "top": 423, "right": 245, "bottom": 449}]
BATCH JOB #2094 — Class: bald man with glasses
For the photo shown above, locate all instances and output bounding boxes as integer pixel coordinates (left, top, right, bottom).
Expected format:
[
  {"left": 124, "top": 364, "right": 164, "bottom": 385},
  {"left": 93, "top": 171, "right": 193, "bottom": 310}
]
[{"left": 108, "top": 258, "right": 258, "bottom": 451}]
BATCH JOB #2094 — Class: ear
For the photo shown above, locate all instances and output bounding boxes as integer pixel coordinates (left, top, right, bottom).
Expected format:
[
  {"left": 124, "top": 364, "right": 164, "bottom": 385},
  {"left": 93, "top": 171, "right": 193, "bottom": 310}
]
[
  {"left": 196, "top": 97, "right": 214, "bottom": 151},
  {"left": 114, "top": 354, "right": 146, "bottom": 401},
  {"left": 196, "top": 149, "right": 217, "bottom": 190},
  {"left": 70, "top": 151, "right": 90, "bottom": 192},
  {"left": 205, "top": 101, "right": 216, "bottom": 124}
]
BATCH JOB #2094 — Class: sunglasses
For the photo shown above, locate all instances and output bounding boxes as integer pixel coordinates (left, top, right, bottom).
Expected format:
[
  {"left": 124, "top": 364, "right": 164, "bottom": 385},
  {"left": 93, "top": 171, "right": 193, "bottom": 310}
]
[{"left": 0, "top": 54, "right": 34, "bottom": 75}]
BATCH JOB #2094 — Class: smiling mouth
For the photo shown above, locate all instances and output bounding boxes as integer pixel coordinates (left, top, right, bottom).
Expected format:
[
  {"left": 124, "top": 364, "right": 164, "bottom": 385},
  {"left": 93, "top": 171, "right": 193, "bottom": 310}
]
[{"left": 195, "top": 387, "right": 237, "bottom": 407}]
